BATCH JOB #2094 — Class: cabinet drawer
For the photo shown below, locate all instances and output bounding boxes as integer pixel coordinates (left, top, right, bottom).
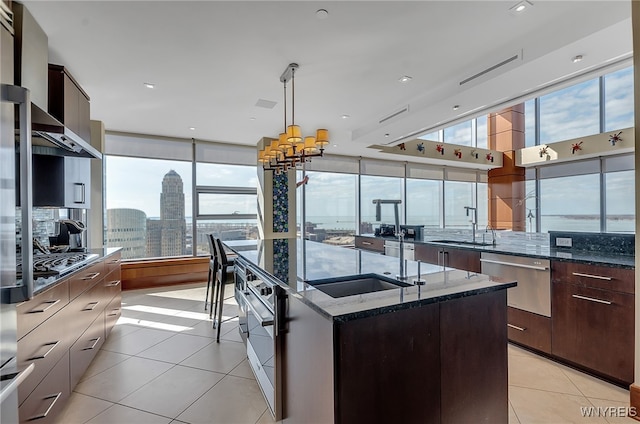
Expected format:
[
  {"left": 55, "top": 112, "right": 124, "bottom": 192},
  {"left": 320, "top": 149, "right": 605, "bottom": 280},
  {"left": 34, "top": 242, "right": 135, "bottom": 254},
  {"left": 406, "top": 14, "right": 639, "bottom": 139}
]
[
  {"left": 507, "top": 307, "right": 551, "bottom": 354},
  {"left": 69, "top": 260, "right": 105, "bottom": 300},
  {"left": 552, "top": 282, "right": 634, "bottom": 384},
  {"left": 65, "top": 282, "right": 105, "bottom": 346},
  {"left": 105, "top": 293, "right": 122, "bottom": 337},
  {"left": 17, "top": 280, "right": 69, "bottom": 340},
  {"left": 69, "top": 313, "right": 105, "bottom": 389},
  {"left": 446, "top": 248, "right": 481, "bottom": 273},
  {"left": 17, "top": 310, "right": 70, "bottom": 403},
  {"left": 355, "top": 236, "right": 384, "bottom": 253},
  {"left": 551, "top": 261, "right": 634, "bottom": 294},
  {"left": 104, "top": 252, "right": 121, "bottom": 276},
  {"left": 18, "top": 351, "right": 70, "bottom": 424},
  {"left": 103, "top": 268, "right": 122, "bottom": 301}
]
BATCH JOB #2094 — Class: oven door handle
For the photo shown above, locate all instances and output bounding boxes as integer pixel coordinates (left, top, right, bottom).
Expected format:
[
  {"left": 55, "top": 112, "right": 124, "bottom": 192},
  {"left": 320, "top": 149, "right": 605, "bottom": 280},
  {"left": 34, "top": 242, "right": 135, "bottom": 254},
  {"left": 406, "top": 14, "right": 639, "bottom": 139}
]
[{"left": 238, "top": 290, "right": 274, "bottom": 327}]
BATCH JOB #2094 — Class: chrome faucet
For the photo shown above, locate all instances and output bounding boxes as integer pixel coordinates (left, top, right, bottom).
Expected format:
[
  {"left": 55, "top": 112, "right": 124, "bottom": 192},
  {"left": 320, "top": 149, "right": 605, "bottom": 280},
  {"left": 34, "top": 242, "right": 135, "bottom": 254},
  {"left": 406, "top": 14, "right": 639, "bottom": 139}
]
[
  {"left": 464, "top": 206, "right": 477, "bottom": 243},
  {"left": 372, "top": 199, "right": 407, "bottom": 280},
  {"left": 484, "top": 224, "right": 497, "bottom": 246}
]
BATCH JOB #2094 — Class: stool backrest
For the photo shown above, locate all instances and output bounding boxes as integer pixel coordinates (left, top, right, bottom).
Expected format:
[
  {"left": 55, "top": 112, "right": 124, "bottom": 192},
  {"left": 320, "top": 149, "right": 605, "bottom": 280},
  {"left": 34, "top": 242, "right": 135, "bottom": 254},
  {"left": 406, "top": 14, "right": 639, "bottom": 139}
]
[
  {"left": 207, "top": 233, "right": 218, "bottom": 267},
  {"left": 215, "top": 238, "right": 229, "bottom": 267}
]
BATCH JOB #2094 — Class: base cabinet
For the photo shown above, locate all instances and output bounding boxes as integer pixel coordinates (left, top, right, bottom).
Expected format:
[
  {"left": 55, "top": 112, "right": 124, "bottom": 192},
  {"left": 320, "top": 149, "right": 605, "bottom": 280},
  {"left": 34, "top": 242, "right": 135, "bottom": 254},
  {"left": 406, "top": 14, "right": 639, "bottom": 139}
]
[
  {"left": 552, "top": 281, "right": 633, "bottom": 385},
  {"left": 507, "top": 307, "right": 551, "bottom": 354},
  {"left": 17, "top": 250, "right": 121, "bottom": 423},
  {"left": 414, "top": 244, "right": 481, "bottom": 273},
  {"left": 284, "top": 289, "right": 508, "bottom": 423},
  {"left": 18, "top": 352, "right": 70, "bottom": 424}
]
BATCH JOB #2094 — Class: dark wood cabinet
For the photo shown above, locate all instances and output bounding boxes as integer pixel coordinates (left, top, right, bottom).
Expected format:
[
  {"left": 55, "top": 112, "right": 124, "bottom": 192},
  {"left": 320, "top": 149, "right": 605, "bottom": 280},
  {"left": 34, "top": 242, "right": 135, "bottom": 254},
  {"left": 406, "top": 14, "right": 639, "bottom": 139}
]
[
  {"left": 30, "top": 154, "right": 91, "bottom": 208},
  {"left": 284, "top": 287, "right": 508, "bottom": 424},
  {"left": 354, "top": 235, "right": 384, "bottom": 253},
  {"left": 17, "top": 251, "right": 121, "bottom": 423},
  {"left": 415, "top": 243, "right": 481, "bottom": 273},
  {"left": 507, "top": 306, "right": 551, "bottom": 354},
  {"left": 551, "top": 261, "right": 634, "bottom": 385},
  {"left": 48, "top": 64, "right": 91, "bottom": 144}
]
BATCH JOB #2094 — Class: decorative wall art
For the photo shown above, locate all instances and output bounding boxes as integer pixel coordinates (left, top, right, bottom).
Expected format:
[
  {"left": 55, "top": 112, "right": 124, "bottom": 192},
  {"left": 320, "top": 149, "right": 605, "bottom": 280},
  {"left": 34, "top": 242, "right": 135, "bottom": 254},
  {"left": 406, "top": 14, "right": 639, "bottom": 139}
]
[
  {"left": 571, "top": 141, "right": 583, "bottom": 154},
  {"left": 609, "top": 131, "right": 622, "bottom": 146},
  {"left": 436, "top": 144, "right": 445, "bottom": 155},
  {"left": 454, "top": 148, "right": 462, "bottom": 159}
]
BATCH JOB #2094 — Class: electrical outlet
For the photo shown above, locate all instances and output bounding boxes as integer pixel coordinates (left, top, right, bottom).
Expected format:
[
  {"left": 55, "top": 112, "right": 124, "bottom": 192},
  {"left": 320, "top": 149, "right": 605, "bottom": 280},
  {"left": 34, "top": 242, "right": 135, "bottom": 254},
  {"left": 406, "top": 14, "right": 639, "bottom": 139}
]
[{"left": 556, "top": 237, "right": 572, "bottom": 248}]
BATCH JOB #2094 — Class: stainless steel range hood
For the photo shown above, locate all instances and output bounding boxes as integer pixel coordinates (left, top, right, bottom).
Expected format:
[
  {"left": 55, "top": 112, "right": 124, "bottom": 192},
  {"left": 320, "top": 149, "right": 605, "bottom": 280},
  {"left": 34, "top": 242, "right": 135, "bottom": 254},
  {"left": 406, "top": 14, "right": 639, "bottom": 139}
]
[{"left": 30, "top": 102, "right": 101, "bottom": 159}]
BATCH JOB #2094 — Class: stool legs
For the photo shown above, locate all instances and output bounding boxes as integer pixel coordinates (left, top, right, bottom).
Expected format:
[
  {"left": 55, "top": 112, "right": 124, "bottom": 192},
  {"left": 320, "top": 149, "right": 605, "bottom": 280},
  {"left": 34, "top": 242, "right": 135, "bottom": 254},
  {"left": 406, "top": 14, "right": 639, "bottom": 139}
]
[{"left": 204, "top": 266, "right": 212, "bottom": 311}]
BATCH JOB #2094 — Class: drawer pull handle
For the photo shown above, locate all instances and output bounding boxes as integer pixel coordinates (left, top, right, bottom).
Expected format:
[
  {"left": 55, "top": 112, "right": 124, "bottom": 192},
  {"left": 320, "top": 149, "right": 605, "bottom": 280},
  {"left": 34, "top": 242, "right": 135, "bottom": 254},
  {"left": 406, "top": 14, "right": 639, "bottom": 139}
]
[
  {"left": 571, "top": 272, "right": 612, "bottom": 281},
  {"left": 572, "top": 294, "right": 612, "bottom": 305},
  {"left": 480, "top": 258, "right": 549, "bottom": 271},
  {"left": 82, "top": 301, "right": 100, "bottom": 311},
  {"left": 361, "top": 241, "right": 372, "bottom": 246},
  {"left": 28, "top": 341, "right": 60, "bottom": 361},
  {"left": 107, "top": 309, "right": 120, "bottom": 317},
  {"left": 507, "top": 324, "right": 526, "bottom": 332},
  {"left": 28, "top": 392, "right": 62, "bottom": 420},
  {"left": 110, "top": 259, "right": 121, "bottom": 264},
  {"left": 81, "top": 272, "right": 101, "bottom": 281},
  {"left": 82, "top": 337, "right": 101, "bottom": 351},
  {"left": 106, "top": 280, "right": 121, "bottom": 287},
  {"left": 28, "top": 299, "right": 61, "bottom": 314}
]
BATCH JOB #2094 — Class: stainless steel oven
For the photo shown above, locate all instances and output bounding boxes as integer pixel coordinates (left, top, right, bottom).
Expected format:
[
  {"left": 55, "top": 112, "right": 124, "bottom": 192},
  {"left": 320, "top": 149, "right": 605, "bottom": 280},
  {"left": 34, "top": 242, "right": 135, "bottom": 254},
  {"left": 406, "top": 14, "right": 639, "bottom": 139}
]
[{"left": 235, "top": 257, "right": 286, "bottom": 421}]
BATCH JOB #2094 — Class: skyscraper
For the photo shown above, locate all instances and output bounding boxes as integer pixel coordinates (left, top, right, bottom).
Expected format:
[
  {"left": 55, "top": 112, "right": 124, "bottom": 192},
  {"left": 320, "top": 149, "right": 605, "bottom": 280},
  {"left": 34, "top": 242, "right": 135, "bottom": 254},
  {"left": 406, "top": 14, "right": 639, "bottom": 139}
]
[
  {"left": 106, "top": 208, "right": 147, "bottom": 259},
  {"left": 147, "top": 170, "right": 187, "bottom": 257}
]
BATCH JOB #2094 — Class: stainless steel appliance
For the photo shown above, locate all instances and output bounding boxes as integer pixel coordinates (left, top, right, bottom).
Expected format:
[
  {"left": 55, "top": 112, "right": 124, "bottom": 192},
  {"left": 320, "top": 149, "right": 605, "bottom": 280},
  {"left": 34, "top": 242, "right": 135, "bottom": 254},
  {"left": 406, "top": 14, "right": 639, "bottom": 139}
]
[
  {"left": 1, "top": 2, "right": 36, "bottom": 421},
  {"left": 51, "top": 219, "right": 87, "bottom": 251},
  {"left": 384, "top": 240, "right": 415, "bottom": 261},
  {"left": 235, "top": 257, "right": 286, "bottom": 421},
  {"left": 480, "top": 252, "right": 551, "bottom": 317}
]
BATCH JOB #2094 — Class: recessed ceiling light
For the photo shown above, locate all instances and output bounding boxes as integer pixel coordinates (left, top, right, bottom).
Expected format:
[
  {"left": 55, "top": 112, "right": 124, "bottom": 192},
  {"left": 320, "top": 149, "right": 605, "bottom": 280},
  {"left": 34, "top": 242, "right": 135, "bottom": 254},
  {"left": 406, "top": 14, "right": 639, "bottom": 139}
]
[
  {"left": 398, "top": 75, "right": 413, "bottom": 83},
  {"left": 189, "top": 127, "right": 196, "bottom": 131},
  {"left": 509, "top": 1, "right": 532, "bottom": 14},
  {"left": 333, "top": 144, "right": 337, "bottom": 147},
  {"left": 384, "top": 133, "right": 390, "bottom": 137},
  {"left": 452, "top": 105, "right": 460, "bottom": 110},
  {"left": 341, "top": 114, "right": 350, "bottom": 119},
  {"left": 143, "top": 82, "right": 155, "bottom": 89},
  {"left": 249, "top": 117, "right": 256, "bottom": 121},
  {"left": 316, "top": 9, "right": 329, "bottom": 19},
  {"left": 572, "top": 55, "right": 584, "bottom": 63}
]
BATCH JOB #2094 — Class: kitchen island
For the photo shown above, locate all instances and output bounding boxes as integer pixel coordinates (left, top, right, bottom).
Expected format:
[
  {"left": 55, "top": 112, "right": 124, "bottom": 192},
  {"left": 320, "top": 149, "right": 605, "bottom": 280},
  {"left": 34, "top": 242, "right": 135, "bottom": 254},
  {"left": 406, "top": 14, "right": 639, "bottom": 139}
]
[{"left": 232, "top": 239, "right": 515, "bottom": 424}]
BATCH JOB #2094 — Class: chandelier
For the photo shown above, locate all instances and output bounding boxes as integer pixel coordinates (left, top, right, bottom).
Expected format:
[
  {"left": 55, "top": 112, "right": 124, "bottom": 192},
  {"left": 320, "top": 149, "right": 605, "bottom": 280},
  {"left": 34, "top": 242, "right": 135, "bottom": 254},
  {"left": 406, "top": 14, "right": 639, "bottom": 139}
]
[{"left": 258, "top": 63, "right": 328, "bottom": 173}]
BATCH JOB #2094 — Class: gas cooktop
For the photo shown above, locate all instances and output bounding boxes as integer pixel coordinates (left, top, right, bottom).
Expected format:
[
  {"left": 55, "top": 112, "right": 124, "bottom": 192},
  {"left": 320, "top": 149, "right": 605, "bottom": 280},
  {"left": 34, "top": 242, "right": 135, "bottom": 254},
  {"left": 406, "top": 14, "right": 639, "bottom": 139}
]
[{"left": 17, "top": 252, "right": 99, "bottom": 279}]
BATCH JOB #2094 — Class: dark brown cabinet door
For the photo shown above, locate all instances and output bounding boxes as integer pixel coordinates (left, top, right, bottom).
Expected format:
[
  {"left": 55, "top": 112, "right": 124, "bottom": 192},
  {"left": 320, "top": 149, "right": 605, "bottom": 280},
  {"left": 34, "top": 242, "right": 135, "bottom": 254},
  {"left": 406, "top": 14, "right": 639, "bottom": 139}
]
[
  {"left": 414, "top": 243, "right": 440, "bottom": 265},
  {"left": 445, "top": 248, "right": 481, "bottom": 273},
  {"left": 552, "top": 281, "right": 634, "bottom": 385}
]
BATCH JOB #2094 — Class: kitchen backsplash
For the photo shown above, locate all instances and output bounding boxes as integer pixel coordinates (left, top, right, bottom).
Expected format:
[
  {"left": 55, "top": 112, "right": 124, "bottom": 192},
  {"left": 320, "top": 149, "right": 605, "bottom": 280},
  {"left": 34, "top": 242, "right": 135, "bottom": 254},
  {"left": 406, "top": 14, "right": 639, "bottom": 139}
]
[
  {"left": 15, "top": 207, "right": 67, "bottom": 250},
  {"left": 549, "top": 231, "right": 635, "bottom": 255}
]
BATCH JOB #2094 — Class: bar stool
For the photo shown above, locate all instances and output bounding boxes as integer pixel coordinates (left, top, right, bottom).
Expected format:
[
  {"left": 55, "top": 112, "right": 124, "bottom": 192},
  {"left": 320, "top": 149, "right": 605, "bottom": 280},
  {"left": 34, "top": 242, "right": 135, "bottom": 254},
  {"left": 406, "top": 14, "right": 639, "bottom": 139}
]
[
  {"left": 204, "top": 233, "right": 218, "bottom": 316},
  {"left": 213, "top": 237, "right": 236, "bottom": 342}
]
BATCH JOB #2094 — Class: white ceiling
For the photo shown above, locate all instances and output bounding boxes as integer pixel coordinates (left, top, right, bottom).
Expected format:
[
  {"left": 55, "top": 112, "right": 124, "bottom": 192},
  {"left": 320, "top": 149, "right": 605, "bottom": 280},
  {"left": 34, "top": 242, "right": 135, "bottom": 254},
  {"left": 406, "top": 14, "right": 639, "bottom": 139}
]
[{"left": 21, "top": 1, "right": 633, "bottom": 164}]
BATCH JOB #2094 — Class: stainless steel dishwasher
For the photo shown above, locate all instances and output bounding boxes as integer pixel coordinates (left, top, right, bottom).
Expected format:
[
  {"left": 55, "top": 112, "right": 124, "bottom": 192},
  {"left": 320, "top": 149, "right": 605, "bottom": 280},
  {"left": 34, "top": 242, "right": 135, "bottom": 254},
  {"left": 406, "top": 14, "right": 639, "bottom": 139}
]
[
  {"left": 480, "top": 252, "right": 551, "bottom": 317},
  {"left": 383, "top": 240, "right": 415, "bottom": 261}
]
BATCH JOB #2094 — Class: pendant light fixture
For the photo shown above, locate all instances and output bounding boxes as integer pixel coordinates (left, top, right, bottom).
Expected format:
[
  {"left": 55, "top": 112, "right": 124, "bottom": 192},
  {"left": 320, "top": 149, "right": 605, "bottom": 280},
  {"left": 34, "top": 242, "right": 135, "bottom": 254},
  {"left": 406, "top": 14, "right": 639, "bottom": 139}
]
[{"left": 259, "top": 63, "right": 329, "bottom": 173}]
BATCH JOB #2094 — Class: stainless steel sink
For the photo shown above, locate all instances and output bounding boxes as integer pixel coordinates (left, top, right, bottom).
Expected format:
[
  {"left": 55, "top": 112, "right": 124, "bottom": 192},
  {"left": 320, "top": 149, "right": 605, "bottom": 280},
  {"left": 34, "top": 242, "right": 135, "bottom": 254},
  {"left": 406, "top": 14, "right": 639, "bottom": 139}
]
[
  {"left": 431, "top": 239, "right": 493, "bottom": 247},
  {"left": 308, "top": 273, "right": 410, "bottom": 298}
]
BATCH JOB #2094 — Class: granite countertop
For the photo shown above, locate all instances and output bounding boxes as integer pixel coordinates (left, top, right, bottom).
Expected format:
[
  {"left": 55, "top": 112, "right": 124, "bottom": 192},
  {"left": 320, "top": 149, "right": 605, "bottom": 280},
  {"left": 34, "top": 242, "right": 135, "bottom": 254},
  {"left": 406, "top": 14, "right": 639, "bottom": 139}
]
[
  {"left": 361, "top": 230, "right": 635, "bottom": 268},
  {"left": 230, "top": 240, "right": 515, "bottom": 322}
]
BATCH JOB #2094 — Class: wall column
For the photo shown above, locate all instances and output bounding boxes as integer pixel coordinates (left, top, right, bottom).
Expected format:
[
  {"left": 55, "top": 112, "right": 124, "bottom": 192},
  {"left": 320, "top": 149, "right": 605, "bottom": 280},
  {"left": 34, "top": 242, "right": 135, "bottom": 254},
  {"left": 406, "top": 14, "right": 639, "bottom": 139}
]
[{"left": 487, "top": 105, "right": 526, "bottom": 231}]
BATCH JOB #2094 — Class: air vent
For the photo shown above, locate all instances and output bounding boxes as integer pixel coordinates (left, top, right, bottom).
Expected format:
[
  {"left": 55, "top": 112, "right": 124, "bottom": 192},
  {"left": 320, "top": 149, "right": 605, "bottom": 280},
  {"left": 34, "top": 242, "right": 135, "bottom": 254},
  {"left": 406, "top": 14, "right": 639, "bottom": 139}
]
[
  {"left": 379, "top": 105, "right": 410, "bottom": 124},
  {"left": 255, "top": 99, "right": 277, "bottom": 109},
  {"left": 459, "top": 52, "right": 522, "bottom": 86}
]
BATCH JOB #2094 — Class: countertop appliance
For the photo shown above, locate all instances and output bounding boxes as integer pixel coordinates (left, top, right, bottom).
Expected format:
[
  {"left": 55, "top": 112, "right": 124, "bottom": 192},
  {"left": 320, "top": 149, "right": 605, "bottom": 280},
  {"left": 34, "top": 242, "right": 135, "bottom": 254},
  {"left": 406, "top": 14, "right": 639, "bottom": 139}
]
[
  {"left": 51, "top": 219, "right": 86, "bottom": 251},
  {"left": 480, "top": 252, "right": 551, "bottom": 317},
  {"left": 1, "top": 2, "right": 36, "bottom": 422},
  {"left": 235, "top": 257, "right": 286, "bottom": 421},
  {"left": 375, "top": 224, "right": 396, "bottom": 237},
  {"left": 400, "top": 225, "right": 424, "bottom": 240}
]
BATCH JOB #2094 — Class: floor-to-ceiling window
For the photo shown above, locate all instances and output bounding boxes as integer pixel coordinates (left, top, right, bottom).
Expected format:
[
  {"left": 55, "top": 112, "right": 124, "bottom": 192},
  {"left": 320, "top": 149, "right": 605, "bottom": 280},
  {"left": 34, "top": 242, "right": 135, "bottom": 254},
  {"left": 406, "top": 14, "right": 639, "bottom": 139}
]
[
  {"left": 360, "top": 175, "right": 404, "bottom": 233},
  {"left": 303, "top": 171, "right": 357, "bottom": 243},
  {"left": 405, "top": 179, "right": 442, "bottom": 227}
]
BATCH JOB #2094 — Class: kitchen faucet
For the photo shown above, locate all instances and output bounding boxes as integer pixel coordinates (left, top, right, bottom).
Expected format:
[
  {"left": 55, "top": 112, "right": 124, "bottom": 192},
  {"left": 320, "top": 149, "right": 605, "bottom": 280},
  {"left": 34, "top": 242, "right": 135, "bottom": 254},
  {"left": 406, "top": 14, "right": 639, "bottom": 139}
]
[
  {"left": 484, "top": 224, "right": 497, "bottom": 246},
  {"left": 464, "top": 206, "right": 477, "bottom": 243},
  {"left": 372, "top": 199, "right": 407, "bottom": 280}
]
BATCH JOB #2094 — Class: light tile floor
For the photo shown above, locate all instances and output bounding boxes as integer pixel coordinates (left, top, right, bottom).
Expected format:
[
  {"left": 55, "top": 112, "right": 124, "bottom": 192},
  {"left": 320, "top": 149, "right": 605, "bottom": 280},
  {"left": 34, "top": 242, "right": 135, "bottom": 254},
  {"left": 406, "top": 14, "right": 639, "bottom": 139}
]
[{"left": 53, "top": 283, "right": 634, "bottom": 424}]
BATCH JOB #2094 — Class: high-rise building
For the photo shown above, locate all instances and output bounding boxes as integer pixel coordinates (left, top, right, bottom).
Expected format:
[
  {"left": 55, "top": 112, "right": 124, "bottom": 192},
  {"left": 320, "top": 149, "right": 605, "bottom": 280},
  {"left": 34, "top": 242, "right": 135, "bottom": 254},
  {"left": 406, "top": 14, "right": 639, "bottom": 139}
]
[
  {"left": 147, "top": 170, "right": 187, "bottom": 257},
  {"left": 106, "top": 208, "right": 147, "bottom": 259}
]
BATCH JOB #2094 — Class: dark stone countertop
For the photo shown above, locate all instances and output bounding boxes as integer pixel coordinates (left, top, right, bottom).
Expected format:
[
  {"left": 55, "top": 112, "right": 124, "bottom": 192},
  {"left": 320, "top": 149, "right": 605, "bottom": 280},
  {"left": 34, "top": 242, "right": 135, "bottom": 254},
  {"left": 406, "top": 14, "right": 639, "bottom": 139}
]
[
  {"left": 230, "top": 240, "right": 515, "bottom": 322},
  {"left": 360, "top": 230, "right": 635, "bottom": 269}
]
